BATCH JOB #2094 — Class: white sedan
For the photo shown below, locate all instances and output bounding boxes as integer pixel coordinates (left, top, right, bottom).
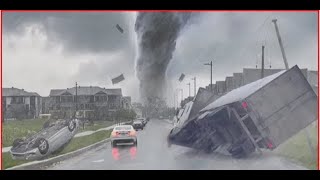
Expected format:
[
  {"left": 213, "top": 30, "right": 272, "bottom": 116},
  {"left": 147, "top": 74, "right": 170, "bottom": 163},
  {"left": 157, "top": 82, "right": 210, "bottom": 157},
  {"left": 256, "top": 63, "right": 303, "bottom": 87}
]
[{"left": 110, "top": 125, "right": 137, "bottom": 148}]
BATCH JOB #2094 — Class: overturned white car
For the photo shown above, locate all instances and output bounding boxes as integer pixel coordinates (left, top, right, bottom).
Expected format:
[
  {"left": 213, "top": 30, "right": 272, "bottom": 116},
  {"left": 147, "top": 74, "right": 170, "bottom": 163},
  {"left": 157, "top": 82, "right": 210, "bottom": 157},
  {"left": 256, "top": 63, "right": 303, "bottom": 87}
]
[{"left": 10, "top": 119, "right": 79, "bottom": 161}]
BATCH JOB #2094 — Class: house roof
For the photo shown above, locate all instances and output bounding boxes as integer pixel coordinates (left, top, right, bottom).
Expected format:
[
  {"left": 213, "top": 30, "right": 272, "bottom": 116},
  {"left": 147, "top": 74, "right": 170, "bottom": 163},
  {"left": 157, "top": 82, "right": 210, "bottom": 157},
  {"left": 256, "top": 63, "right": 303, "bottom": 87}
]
[
  {"left": 49, "top": 86, "right": 122, "bottom": 96},
  {"left": 3, "top": 87, "right": 40, "bottom": 97}
]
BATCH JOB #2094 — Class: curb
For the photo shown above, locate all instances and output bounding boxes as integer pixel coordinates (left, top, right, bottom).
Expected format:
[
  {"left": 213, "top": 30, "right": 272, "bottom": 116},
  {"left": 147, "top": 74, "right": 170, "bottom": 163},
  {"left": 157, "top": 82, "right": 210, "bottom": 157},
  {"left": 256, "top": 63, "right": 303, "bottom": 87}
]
[{"left": 6, "top": 138, "right": 111, "bottom": 170}]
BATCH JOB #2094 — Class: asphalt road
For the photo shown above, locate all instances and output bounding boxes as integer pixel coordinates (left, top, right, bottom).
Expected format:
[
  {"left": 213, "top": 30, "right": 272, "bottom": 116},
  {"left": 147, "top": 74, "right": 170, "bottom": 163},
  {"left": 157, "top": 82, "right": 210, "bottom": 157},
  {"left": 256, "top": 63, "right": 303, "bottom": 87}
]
[{"left": 47, "top": 119, "right": 307, "bottom": 170}]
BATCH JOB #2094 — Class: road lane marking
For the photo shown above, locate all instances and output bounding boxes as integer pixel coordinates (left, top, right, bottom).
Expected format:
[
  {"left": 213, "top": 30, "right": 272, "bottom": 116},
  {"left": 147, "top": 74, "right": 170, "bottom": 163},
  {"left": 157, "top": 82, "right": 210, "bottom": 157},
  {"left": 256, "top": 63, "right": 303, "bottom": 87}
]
[{"left": 92, "top": 159, "right": 105, "bottom": 163}]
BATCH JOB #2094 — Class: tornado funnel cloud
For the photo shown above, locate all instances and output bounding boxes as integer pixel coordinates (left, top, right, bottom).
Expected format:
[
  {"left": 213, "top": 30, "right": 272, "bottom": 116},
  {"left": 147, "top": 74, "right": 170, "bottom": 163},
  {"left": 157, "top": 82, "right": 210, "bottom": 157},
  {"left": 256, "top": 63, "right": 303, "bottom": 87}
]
[{"left": 135, "top": 12, "right": 193, "bottom": 104}]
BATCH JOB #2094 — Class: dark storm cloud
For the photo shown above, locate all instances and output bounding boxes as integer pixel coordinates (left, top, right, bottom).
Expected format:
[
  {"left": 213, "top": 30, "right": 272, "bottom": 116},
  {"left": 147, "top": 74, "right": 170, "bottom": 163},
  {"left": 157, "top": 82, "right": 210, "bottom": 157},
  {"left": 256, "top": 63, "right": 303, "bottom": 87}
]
[
  {"left": 167, "top": 12, "right": 317, "bottom": 81},
  {"left": 3, "top": 12, "right": 134, "bottom": 54}
]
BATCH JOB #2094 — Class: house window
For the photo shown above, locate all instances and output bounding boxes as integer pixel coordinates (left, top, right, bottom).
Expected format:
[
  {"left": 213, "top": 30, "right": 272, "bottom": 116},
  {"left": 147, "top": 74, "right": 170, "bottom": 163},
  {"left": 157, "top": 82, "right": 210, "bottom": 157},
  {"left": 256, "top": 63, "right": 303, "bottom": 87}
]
[
  {"left": 90, "top": 96, "right": 94, "bottom": 103},
  {"left": 55, "top": 96, "right": 60, "bottom": 103},
  {"left": 61, "top": 95, "right": 73, "bottom": 103},
  {"left": 11, "top": 97, "right": 24, "bottom": 104},
  {"left": 108, "top": 95, "right": 116, "bottom": 101},
  {"left": 95, "top": 95, "right": 107, "bottom": 102}
]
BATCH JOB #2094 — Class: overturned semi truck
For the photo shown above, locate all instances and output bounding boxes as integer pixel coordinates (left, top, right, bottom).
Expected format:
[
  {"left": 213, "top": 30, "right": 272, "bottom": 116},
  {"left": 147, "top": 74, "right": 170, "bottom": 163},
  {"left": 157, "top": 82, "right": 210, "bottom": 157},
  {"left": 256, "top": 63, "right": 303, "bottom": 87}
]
[{"left": 168, "top": 65, "right": 317, "bottom": 158}]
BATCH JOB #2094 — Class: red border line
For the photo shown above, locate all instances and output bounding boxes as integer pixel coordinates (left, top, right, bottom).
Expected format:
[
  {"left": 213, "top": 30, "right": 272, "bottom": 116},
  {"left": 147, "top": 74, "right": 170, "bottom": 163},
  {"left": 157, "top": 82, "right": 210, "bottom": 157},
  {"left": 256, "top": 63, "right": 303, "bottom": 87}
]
[
  {"left": 0, "top": 10, "right": 319, "bottom": 170},
  {"left": 1, "top": 10, "right": 3, "bottom": 170},
  {"left": 1, "top": 10, "right": 318, "bottom": 13},
  {"left": 317, "top": 11, "right": 320, "bottom": 170}
]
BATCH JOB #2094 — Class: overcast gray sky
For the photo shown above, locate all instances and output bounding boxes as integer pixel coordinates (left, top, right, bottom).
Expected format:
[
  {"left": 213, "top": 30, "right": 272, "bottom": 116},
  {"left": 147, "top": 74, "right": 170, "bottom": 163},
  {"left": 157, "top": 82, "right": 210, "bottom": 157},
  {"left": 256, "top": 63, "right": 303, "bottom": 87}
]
[{"left": 3, "top": 12, "right": 318, "bottom": 105}]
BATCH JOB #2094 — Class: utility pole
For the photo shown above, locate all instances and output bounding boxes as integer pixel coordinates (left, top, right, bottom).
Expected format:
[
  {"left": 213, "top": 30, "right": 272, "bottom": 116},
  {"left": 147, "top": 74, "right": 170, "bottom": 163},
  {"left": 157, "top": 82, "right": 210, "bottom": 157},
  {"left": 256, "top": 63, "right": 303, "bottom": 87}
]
[
  {"left": 191, "top": 77, "right": 196, "bottom": 97},
  {"left": 176, "top": 88, "right": 183, "bottom": 107},
  {"left": 204, "top": 61, "right": 213, "bottom": 92},
  {"left": 187, "top": 83, "right": 191, "bottom": 97},
  {"left": 179, "top": 89, "right": 183, "bottom": 102},
  {"left": 75, "top": 82, "right": 78, "bottom": 112},
  {"left": 173, "top": 91, "right": 176, "bottom": 109},
  {"left": 272, "top": 19, "right": 289, "bottom": 70},
  {"left": 261, "top": 45, "right": 265, "bottom": 78}
]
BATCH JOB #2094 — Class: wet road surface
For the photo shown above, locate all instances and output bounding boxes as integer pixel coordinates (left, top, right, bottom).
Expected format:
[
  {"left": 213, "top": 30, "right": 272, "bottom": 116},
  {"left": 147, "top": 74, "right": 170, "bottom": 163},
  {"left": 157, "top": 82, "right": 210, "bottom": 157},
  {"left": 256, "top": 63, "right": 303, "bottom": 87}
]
[{"left": 47, "top": 119, "right": 307, "bottom": 170}]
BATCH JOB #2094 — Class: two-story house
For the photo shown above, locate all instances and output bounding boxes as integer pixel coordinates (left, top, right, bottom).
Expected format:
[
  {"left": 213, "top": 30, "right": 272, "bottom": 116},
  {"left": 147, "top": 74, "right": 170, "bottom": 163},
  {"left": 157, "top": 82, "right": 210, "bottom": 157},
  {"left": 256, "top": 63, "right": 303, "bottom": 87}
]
[
  {"left": 2, "top": 87, "right": 42, "bottom": 120},
  {"left": 46, "top": 86, "right": 123, "bottom": 120}
]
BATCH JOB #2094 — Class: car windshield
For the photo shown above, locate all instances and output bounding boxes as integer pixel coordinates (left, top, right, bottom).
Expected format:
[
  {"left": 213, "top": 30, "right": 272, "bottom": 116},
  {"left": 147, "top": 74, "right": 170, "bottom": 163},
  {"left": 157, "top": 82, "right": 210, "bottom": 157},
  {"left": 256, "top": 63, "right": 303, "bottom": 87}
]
[{"left": 114, "top": 126, "right": 132, "bottom": 131}]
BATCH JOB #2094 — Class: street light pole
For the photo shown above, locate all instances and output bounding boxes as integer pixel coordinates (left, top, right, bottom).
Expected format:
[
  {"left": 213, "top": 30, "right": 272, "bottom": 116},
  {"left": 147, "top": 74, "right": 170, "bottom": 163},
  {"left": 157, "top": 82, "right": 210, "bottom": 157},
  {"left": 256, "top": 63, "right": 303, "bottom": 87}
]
[
  {"left": 187, "top": 83, "right": 191, "bottom": 97},
  {"left": 179, "top": 89, "right": 183, "bottom": 102},
  {"left": 204, "top": 61, "right": 213, "bottom": 92},
  {"left": 191, "top": 77, "right": 196, "bottom": 97},
  {"left": 173, "top": 91, "right": 176, "bottom": 109}
]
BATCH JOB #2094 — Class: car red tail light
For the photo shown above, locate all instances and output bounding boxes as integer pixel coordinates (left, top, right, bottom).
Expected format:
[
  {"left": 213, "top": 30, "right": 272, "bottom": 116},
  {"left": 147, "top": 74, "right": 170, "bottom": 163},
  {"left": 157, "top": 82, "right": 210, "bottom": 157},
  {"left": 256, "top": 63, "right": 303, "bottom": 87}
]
[
  {"left": 111, "top": 131, "right": 119, "bottom": 137},
  {"left": 242, "top": 101, "right": 248, "bottom": 109}
]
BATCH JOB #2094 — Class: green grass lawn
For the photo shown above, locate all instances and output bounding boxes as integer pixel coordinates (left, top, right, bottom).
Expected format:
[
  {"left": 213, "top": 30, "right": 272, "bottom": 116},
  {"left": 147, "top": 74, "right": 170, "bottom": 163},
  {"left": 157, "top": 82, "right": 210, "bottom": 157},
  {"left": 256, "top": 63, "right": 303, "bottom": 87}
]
[
  {"left": 2, "top": 152, "right": 29, "bottom": 170},
  {"left": 2, "top": 118, "right": 48, "bottom": 147},
  {"left": 2, "top": 129, "right": 112, "bottom": 169},
  {"left": 2, "top": 119, "right": 116, "bottom": 147},
  {"left": 275, "top": 123, "right": 318, "bottom": 170}
]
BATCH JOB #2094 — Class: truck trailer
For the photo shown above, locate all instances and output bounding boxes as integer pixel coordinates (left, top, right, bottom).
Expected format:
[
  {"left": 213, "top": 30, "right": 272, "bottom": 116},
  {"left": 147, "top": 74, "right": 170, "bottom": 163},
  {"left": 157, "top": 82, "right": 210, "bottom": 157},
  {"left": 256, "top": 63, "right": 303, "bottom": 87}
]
[{"left": 167, "top": 65, "right": 317, "bottom": 158}]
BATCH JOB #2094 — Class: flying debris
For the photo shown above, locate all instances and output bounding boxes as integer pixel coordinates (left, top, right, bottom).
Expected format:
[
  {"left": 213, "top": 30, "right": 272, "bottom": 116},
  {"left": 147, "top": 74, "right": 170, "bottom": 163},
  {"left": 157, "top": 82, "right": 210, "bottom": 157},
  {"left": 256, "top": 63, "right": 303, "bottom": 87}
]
[
  {"left": 116, "top": 24, "right": 124, "bottom": 34},
  {"left": 179, "top": 73, "right": 185, "bottom": 82},
  {"left": 112, "top": 74, "right": 125, "bottom": 84}
]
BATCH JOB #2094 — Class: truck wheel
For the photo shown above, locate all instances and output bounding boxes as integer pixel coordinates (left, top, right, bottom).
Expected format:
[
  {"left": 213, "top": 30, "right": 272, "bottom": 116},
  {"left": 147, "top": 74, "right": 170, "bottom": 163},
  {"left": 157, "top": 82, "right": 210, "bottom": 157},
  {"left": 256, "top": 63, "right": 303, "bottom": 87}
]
[
  {"left": 34, "top": 138, "right": 49, "bottom": 155},
  {"left": 230, "top": 146, "right": 246, "bottom": 159},
  {"left": 12, "top": 138, "right": 24, "bottom": 148},
  {"left": 204, "top": 144, "right": 219, "bottom": 153}
]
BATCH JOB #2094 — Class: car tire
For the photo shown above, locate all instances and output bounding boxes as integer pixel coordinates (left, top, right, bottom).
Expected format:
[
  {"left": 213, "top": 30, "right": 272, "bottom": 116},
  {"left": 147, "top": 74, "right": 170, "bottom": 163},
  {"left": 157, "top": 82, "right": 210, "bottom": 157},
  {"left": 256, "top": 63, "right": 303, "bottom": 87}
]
[
  {"left": 34, "top": 138, "right": 49, "bottom": 155},
  {"left": 229, "top": 146, "right": 246, "bottom": 159},
  {"left": 67, "top": 119, "right": 76, "bottom": 132},
  {"left": 12, "top": 138, "right": 24, "bottom": 148},
  {"left": 134, "top": 140, "right": 137, "bottom": 146}
]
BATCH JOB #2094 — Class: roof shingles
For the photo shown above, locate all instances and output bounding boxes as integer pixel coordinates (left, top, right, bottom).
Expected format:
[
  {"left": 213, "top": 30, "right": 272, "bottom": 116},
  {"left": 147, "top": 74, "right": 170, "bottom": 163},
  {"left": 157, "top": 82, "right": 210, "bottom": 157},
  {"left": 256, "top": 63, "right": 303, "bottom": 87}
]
[
  {"left": 3, "top": 88, "right": 40, "bottom": 97},
  {"left": 49, "top": 86, "right": 122, "bottom": 96}
]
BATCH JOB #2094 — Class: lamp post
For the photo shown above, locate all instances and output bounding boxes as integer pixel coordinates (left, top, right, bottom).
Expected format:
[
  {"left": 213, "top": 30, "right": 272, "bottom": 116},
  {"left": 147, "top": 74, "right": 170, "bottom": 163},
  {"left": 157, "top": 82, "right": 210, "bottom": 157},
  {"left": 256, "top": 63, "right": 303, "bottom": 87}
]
[
  {"left": 191, "top": 77, "right": 196, "bottom": 97},
  {"left": 204, "top": 61, "right": 213, "bottom": 92},
  {"left": 187, "top": 83, "right": 191, "bottom": 97}
]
